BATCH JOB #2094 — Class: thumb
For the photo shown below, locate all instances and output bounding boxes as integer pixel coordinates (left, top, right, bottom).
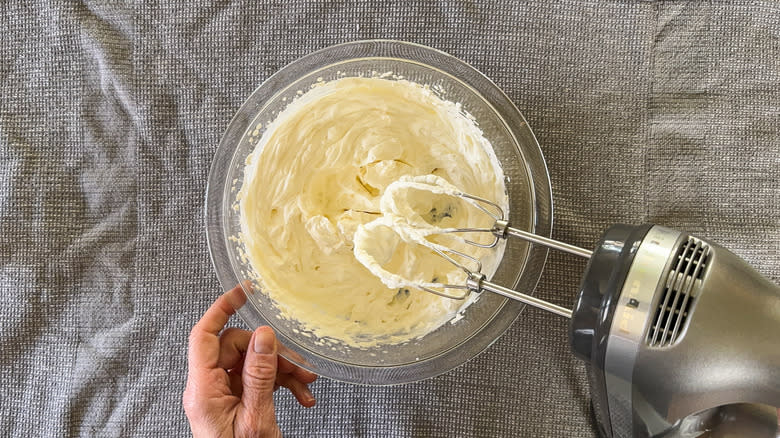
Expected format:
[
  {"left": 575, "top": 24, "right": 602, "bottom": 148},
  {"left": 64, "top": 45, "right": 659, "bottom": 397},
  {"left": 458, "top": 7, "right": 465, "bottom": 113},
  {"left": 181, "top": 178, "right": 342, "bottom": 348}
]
[{"left": 238, "top": 327, "right": 279, "bottom": 433}]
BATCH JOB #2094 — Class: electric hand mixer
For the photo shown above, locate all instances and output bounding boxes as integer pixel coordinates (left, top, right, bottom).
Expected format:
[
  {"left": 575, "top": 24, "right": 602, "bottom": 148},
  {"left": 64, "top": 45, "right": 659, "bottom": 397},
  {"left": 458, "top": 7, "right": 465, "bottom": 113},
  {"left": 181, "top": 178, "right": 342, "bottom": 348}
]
[{"left": 371, "top": 177, "right": 780, "bottom": 438}]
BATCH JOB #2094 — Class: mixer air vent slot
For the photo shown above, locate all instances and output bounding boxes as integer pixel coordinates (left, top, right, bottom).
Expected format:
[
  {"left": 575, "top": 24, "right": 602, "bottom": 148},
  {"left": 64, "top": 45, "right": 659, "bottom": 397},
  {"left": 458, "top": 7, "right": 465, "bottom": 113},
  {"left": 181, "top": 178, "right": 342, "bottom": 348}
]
[{"left": 646, "top": 236, "right": 709, "bottom": 348}]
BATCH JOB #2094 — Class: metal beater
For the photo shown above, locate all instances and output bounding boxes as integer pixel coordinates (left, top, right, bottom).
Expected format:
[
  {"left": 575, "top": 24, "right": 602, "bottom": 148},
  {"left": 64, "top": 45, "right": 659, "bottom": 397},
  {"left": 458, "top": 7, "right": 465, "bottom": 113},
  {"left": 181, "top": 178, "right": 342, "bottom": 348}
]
[{"left": 404, "top": 188, "right": 586, "bottom": 318}]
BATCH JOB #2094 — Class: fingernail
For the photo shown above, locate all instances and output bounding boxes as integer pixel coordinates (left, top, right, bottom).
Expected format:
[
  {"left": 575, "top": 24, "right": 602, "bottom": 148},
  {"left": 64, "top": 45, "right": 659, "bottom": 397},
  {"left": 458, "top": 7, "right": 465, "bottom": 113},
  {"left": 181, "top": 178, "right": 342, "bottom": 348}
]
[
  {"left": 253, "top": 327, "right": 275, "bottom": 354},
  {"left": 302, "top": 387, "right": 314, "bottom": 403}
]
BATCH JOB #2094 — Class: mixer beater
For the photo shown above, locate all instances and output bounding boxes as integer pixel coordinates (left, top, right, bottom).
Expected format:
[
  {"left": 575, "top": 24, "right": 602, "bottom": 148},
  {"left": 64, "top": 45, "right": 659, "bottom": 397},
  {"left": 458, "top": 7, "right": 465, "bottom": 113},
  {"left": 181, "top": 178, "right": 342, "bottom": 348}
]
[{"left": 363, "top": 174, "right": 586, "bottom": 317}]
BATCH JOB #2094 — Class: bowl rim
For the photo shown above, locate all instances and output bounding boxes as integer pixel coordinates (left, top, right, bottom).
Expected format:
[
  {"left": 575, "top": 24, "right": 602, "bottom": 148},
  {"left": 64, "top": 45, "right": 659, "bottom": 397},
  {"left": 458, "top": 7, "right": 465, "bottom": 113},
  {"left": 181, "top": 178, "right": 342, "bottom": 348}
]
[{"left": 205, "top": 39, "right": 553, "bottom": 385}]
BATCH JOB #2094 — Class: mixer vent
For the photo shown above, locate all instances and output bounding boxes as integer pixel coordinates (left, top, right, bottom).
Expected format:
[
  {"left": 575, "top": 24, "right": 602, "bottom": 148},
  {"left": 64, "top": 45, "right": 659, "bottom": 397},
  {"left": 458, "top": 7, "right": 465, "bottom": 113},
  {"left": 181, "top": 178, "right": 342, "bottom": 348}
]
[{"left": 646, "top": 236, "right": 709, "bottom": 348}]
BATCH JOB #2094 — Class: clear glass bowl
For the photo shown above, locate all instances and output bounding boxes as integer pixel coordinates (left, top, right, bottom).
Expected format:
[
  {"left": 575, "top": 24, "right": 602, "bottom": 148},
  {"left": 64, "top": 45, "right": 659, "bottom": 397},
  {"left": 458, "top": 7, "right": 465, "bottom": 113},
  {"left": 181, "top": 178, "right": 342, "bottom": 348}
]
[{"left": 205, "top": 40, "right": 552, "bottom": 385}]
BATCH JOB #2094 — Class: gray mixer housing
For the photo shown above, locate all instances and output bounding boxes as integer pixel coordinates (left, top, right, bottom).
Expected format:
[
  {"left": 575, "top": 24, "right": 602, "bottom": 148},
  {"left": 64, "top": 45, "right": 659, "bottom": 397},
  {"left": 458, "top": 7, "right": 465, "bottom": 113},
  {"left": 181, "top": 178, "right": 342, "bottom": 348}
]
[{"left": 570, "top": 225, "right": 780, "bottom": 437}]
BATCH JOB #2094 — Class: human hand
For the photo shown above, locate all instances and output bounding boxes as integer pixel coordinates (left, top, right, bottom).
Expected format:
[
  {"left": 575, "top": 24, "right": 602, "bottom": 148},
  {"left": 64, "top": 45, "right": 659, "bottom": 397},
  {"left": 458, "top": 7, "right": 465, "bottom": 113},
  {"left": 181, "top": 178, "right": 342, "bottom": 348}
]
[{"left": 183, "top": 286, "right": 317, "bottom": 438}]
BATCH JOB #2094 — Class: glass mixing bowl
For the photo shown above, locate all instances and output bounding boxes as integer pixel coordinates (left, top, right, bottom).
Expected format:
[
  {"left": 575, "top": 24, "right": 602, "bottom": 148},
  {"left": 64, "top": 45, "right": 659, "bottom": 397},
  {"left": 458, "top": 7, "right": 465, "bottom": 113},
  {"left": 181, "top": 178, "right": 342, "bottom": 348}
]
[{"left": 205, "top": 40, "right": 552, "bottom": 385}]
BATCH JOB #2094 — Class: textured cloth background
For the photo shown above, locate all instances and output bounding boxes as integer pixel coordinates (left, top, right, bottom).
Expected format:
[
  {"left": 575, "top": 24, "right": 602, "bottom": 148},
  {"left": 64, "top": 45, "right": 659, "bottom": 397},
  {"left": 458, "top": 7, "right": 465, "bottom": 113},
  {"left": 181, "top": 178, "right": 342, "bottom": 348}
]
[{"left": 1, "top": 1, "right": 778, "bottom": 436}]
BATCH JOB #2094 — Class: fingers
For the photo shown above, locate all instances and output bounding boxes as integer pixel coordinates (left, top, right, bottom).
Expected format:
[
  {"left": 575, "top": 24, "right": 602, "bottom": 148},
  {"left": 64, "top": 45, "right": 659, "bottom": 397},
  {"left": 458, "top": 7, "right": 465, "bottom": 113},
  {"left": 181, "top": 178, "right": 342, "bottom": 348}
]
[
  {"left": 219, "top": 330, "right": 316, "bottom": 386},
  {"left": 188, "top": 286, "right": 243, "bottom": 370},
  {"left": 275, "top": 347, "right": 316, "bottom": 408},
  {"left": 277, "top": 342, "right": 318, "bottom": 383},
  {"left": 276, "top": 373, "right": 316, "bottom": 408},
  {"left": 193, "top": 286, "right": 243, "bottom": 336},
  {"left": 217, "top": 328, "right": 251, "bottom": 370},
  {"left": 238, "top": 327, "right": 280, "bottom": 432},
  {"left": 224, "top": 282, "right": 249, "bottom": 309},
  {"left": 277, "top": 356, "right": 318, "bottom": 384}
]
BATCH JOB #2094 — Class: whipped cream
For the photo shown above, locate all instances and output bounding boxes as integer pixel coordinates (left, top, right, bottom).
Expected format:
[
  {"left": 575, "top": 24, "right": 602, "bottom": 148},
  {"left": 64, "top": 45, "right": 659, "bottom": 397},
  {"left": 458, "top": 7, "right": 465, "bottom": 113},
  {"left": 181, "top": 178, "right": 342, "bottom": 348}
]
[
  {"left": 353, "top": 175, "right": 491, "bottom": 291},
  {"left": 238, "top": 76, "right": 507, "bottom": 346}
]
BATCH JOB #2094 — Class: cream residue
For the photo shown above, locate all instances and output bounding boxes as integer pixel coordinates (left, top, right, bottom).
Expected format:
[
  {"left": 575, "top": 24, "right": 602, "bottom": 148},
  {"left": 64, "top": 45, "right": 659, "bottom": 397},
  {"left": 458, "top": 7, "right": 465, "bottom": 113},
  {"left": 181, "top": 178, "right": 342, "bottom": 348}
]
[
  {"left": 353, "top": 175, "right": 489, "bottom": 291},
  {"left": 238, "top": 76, "right": 507, "bottom": 346}
]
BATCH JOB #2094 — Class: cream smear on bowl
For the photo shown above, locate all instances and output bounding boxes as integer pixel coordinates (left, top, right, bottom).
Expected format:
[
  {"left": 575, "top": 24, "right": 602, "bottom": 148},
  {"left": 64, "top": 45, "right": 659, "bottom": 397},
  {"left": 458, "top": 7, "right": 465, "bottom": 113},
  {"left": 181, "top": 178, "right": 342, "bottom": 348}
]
[{"left": 237, "top": 76, "right": 507, "bottom": 347}]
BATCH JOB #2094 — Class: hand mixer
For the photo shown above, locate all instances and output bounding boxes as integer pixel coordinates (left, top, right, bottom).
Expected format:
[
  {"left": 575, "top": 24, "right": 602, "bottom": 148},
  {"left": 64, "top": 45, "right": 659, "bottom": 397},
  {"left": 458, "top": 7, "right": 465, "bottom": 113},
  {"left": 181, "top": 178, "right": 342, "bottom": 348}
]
[{"left": 378, "top": 177, "right": 780, "bottom": 438}]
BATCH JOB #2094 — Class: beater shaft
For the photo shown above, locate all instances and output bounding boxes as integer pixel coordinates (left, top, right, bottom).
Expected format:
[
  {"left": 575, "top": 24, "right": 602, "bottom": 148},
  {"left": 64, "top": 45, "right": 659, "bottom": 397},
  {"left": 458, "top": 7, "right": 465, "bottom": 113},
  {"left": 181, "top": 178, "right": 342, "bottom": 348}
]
[
  {"left": 496, "top": 221, "right": 592, "bottom": 259},
  {"left": 480, "top": 279, "right": 573, "bottom": 318}
]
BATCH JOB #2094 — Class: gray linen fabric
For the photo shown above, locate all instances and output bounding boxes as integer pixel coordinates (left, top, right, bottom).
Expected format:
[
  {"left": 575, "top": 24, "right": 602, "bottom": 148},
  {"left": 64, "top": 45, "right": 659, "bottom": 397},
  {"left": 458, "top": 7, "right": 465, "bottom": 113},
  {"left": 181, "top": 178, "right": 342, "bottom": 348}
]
[{"left": 1, "top": 1, "right": 778, "bottom": 436}]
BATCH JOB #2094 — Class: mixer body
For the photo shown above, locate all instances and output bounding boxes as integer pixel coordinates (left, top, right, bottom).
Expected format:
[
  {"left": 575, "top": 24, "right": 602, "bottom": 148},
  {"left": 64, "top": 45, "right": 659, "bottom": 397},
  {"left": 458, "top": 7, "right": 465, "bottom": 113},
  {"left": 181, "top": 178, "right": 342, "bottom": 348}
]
[{"left": 570, "top": 225, "right": 780, "bottom": 438}]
